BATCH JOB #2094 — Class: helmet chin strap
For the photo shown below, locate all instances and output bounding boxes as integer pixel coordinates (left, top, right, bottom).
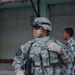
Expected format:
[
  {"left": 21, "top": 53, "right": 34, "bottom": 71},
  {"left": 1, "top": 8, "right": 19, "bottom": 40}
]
[{"left": 40, "top": 29, "right": 48, "bottom": 38}]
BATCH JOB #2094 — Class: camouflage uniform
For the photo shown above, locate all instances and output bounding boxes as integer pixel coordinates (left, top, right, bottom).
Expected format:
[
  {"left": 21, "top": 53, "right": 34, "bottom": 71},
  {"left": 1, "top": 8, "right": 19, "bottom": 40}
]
[
  {"left": 13, "top": 36, "right": 61, "bottom": 75},
  {"left": 13, "top": 36, "right": 74, "bottom": 75},
  {"left": 12, "top": 17, "right": 74, "bottom": 75}
]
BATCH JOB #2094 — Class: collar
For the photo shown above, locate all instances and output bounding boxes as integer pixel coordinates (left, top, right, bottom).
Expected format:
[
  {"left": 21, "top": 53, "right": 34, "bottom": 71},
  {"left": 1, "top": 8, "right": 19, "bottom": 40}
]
[
  {"left": 67, "top": 38, "right": 73, "bottom": 44},
  {"left": 34, "top": 36, "right": 50, "bottom": 44}
]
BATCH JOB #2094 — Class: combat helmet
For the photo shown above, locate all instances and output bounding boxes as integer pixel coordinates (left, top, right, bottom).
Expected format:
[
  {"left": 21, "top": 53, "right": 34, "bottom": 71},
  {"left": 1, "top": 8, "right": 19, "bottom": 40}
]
[{"left": 32, "top": 17, "right": 52, "bottom": 31}]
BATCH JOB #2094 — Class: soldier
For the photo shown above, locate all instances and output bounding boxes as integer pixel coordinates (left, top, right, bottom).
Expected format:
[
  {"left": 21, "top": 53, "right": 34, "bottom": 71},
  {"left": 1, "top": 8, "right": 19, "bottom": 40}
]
[
  {"left": 48, "top": 28, "right": 75, "bottom": 75},
  {"left": 12, "top": 17, "right": 74, "bottom": 75},
  {"left": 62, "top": 28, "right": 75, "bottom": 75}
]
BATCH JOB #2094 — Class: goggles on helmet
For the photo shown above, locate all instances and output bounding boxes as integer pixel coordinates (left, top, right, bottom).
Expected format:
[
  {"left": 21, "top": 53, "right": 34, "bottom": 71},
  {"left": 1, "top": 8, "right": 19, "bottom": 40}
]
[{"left": 32, "top": 21, "right": 50, "bottom": 27}]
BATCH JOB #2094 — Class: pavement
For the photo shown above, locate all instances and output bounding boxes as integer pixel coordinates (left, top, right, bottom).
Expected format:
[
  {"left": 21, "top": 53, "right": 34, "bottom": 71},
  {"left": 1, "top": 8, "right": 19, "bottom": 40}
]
[{"left": 0, "top": 63, "right": 15, "bottom": 75}]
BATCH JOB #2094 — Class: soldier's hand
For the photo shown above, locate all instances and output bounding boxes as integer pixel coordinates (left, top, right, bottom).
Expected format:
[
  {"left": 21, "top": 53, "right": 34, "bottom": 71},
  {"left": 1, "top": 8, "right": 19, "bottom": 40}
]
[
  {"left": 15, "top": 68, "right": 25, "bottom": 75},
  {"left": 48, "top": 42, "right": 61, "bottom": 53},
  {"left": 20, "top": 45, "right": 25, "bottom": 52}
]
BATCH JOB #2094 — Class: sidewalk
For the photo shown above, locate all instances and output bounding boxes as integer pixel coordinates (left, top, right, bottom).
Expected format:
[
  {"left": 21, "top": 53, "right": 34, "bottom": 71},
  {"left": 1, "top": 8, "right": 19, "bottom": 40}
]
[
  {"left": 0, "top": 63, "right": 15, "bottom": 75},
  {"left": 0, "top": 70, "right": 14, "bottom": 75}
]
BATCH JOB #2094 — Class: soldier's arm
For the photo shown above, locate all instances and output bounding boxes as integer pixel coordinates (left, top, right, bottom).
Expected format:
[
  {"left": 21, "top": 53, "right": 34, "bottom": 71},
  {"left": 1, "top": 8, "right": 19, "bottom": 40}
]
[
  {"left": 12, "top": 42, "right": 28, "bottom": 71},
  {"left": 12, "top": 40, "right": 34, "bottom": 71},
  {"left": 12, "top": 49, "right": 24, "bottom": 70},
  {"left": 58, "top": 43, "right": 74, "bottom": 64},
  {"left": 48, "top": 41, "right": 74, "bottom": 64}
]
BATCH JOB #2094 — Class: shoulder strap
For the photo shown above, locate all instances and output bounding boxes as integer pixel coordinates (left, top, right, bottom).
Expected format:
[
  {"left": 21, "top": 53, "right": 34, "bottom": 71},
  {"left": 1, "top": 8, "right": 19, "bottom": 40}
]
[
  {"left": 23, "top": 42, "right": 34, "bottom": 61},
  {"left": 27, "top": 42, "right": 34, "bottom": 55}
]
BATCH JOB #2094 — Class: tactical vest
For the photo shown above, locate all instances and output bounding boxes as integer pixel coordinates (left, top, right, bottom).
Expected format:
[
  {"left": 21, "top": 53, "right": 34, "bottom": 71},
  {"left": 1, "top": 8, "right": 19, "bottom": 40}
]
[{"left": 29, "top": 39, "right": 60, "bottom": 67}]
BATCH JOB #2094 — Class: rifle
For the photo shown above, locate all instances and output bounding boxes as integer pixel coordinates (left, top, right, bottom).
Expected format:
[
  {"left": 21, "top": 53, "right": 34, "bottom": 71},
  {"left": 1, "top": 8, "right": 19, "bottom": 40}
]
[{"left": 23, "top": 42, "right": 34, "bottom": 75}]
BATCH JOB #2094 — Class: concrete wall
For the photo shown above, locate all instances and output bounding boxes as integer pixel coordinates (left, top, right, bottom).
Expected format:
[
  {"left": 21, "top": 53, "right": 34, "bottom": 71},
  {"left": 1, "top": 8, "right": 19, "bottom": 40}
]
[
  {"left": 49, "top": 3, "right": 75, "bottom": 43},
  {"left": 0, "top": 6, "right": 35, "bottom": 59}
]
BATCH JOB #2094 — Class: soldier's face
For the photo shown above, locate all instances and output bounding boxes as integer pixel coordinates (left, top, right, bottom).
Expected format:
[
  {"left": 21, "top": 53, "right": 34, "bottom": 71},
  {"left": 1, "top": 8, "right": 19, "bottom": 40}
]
[
  {"left": 33, "top": 26, "right": 46, "bottom": 38},
  {"left": 62, "top": 30, "right": 69, "bottom": 40}
]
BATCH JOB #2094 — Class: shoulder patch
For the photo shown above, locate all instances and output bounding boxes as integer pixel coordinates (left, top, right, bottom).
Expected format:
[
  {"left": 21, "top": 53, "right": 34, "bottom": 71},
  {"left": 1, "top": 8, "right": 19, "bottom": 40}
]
[{"left": 15, "top": 49, "right": 22, "bottom": 56}]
